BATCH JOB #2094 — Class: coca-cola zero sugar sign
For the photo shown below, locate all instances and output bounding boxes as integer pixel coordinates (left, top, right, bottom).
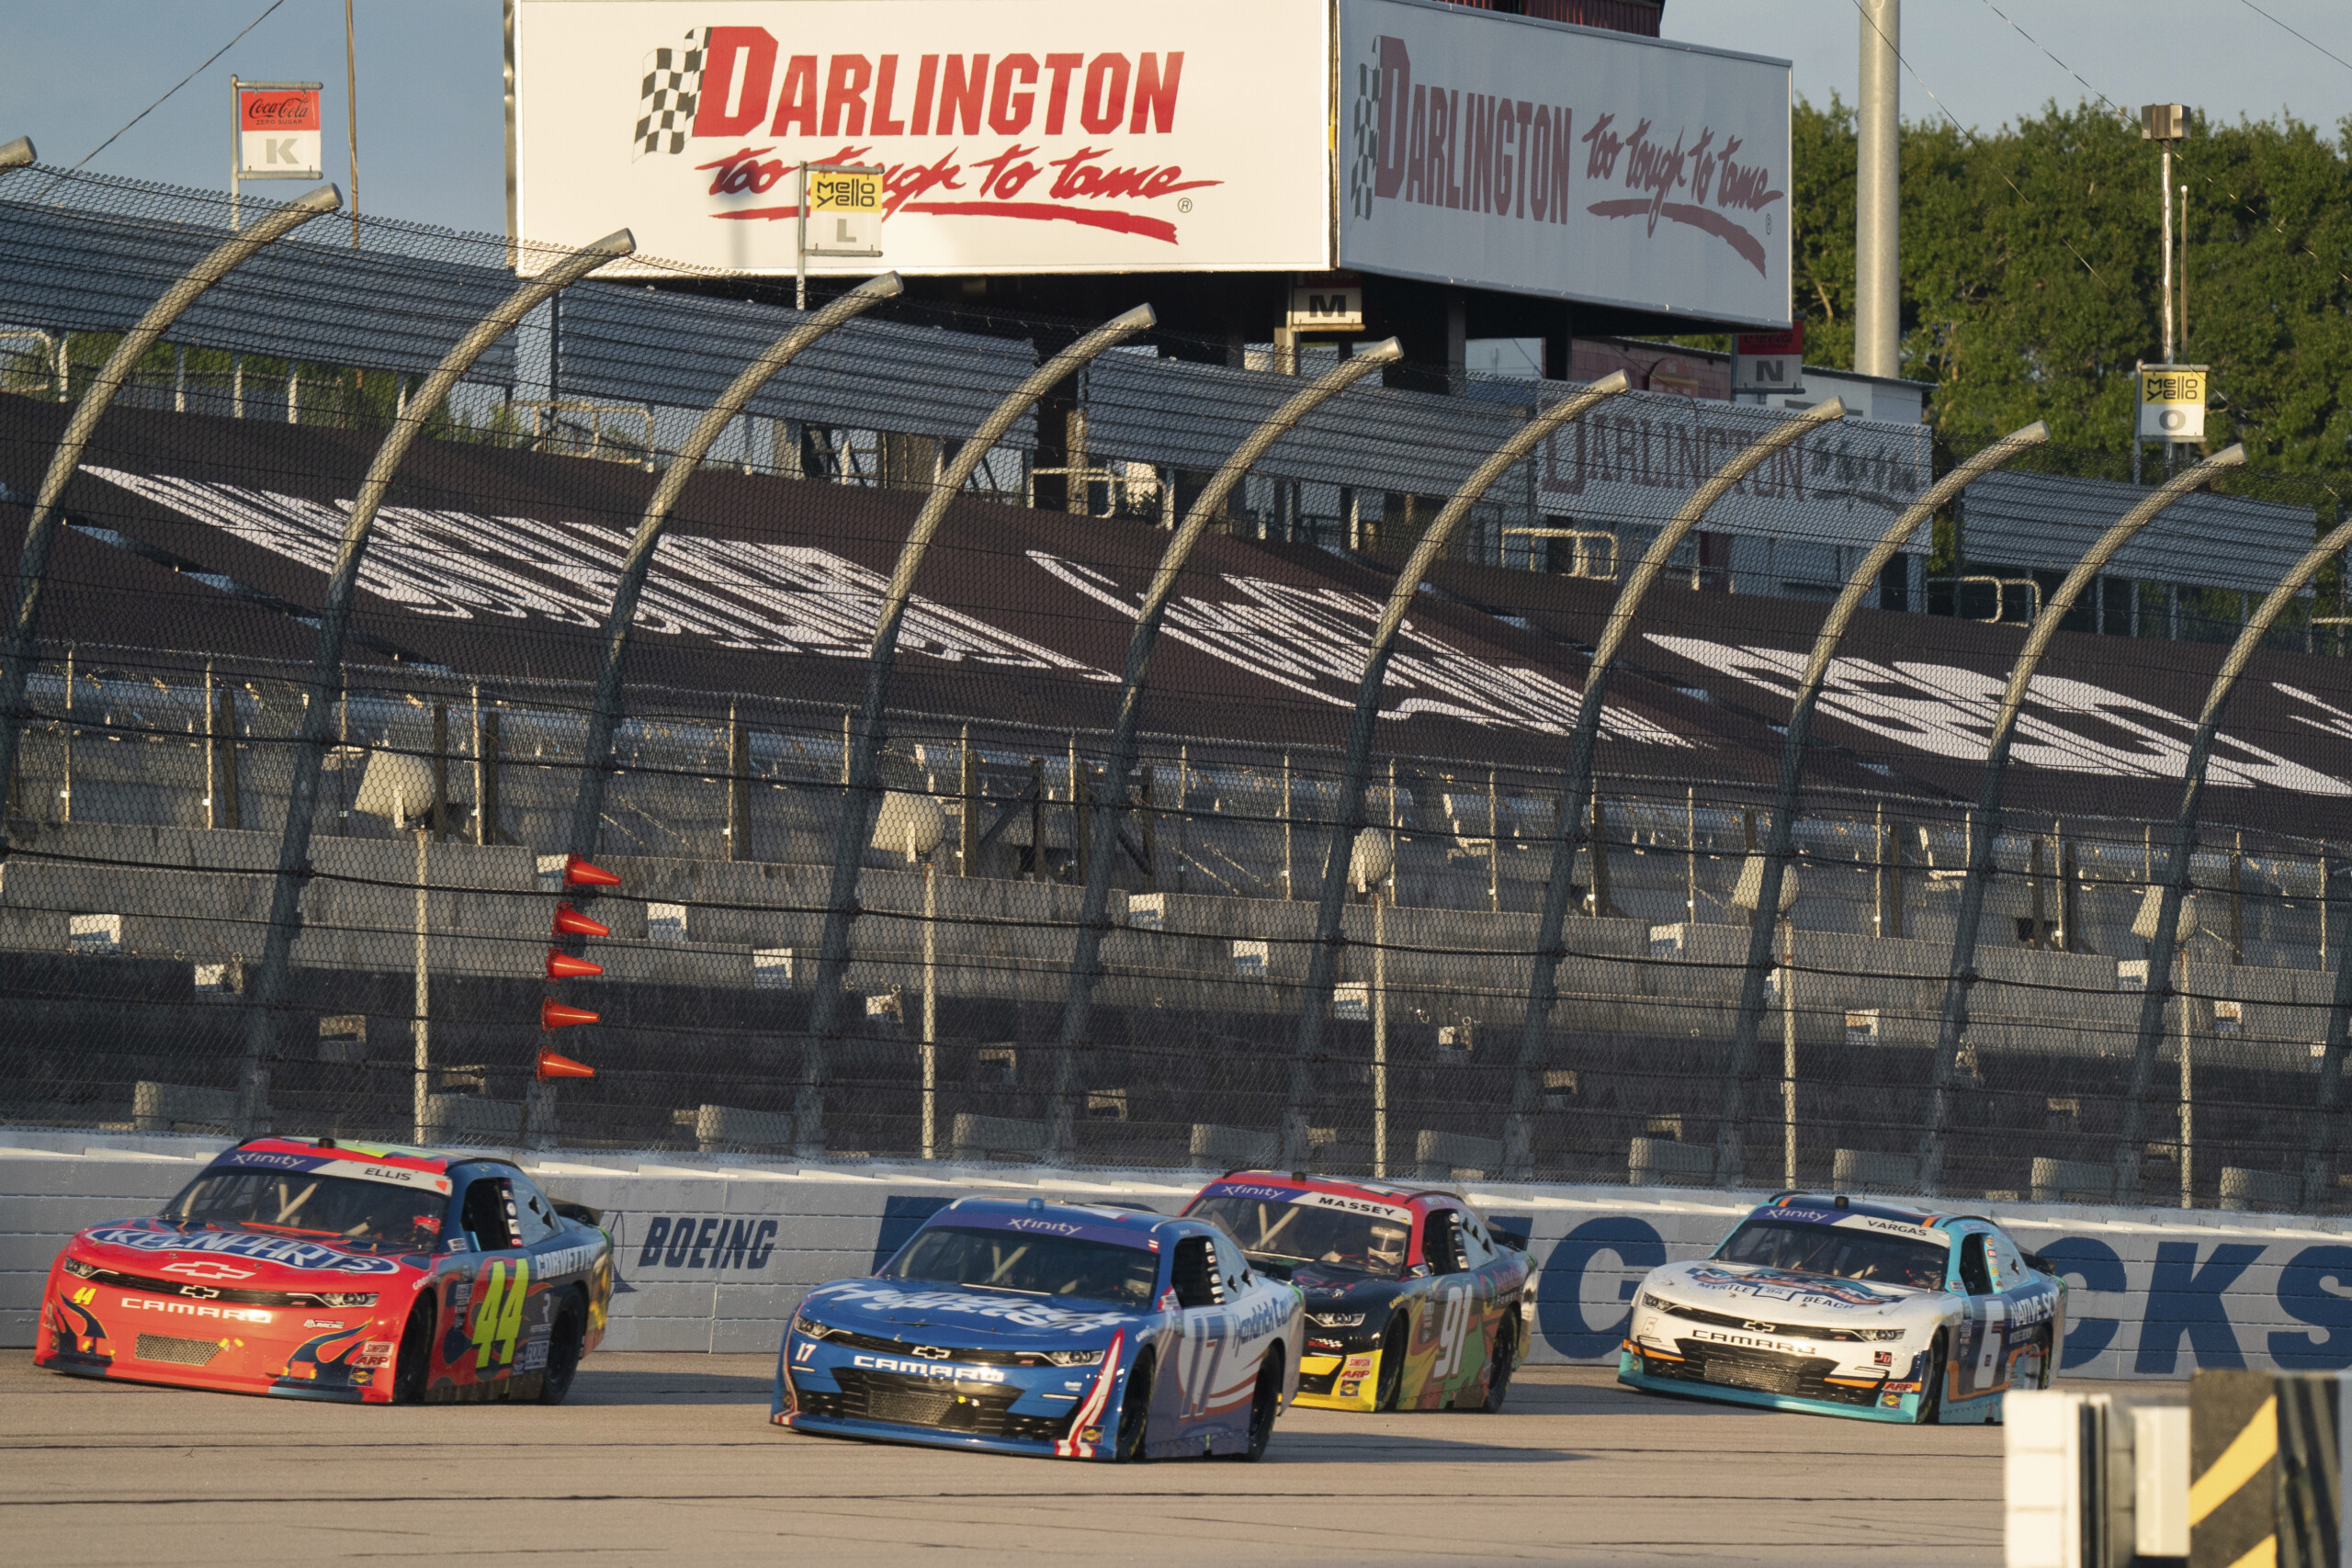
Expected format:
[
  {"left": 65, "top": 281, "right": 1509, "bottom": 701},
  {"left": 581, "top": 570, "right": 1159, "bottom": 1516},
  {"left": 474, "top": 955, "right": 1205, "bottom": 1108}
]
[
  {"left": 235, "top": 85, "right": 322, "bottom": 180},
  {"left": 512, "top": 0, "right": 1333, "bottom": 275}
]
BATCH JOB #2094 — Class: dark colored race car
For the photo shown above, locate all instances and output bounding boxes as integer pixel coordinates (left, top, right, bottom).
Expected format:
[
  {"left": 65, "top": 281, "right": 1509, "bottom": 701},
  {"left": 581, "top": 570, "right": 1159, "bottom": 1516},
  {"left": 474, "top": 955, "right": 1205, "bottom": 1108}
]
[
  {"left": 1181, "top": 1171, "right": 1532, "bottom": 1413},
  {"left": 1619, "top": 1192, "right": 2065, "bottom": 1423},
  {"left": 34, "top": 1135, "right": 613, "bottom": 1404},
  {"left": 775, "top": 1196, "right": 1304, "bottom": 1461}
]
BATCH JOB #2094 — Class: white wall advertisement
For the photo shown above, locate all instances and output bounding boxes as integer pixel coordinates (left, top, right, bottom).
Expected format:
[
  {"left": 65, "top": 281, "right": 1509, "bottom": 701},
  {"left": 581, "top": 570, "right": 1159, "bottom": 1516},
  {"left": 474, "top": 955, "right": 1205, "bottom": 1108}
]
[
  {"left": 1338, "top": 0, "right": 1792, "bottom": 325},
  {"left": 512, "top": 0, "right": 1333, "bottom": 276}
]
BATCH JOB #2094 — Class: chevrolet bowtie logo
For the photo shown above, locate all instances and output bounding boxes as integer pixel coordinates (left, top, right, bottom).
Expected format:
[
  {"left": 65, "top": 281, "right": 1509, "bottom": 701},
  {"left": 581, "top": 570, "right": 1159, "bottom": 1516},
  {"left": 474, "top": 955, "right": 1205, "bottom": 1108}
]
[
  {"left": 1742, "top": 1321, "right": 1777, "bottom": 1333},
  {"left": 910, "top": 1347, "right": 950, "bottom": 1360}
]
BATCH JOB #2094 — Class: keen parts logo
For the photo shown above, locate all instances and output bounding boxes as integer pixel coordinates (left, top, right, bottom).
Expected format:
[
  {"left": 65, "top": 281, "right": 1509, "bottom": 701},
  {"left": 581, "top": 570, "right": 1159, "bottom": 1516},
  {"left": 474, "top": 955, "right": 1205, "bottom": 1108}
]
[
  {"left": 84, "top": 1227, "right": 403, "bottom": 1276},
  {"left": 1337, "top": 0, "right": 1791, "bottom": 324},
  {"left": 514, "top": 0, "right": 1331, "bottom": 276}
]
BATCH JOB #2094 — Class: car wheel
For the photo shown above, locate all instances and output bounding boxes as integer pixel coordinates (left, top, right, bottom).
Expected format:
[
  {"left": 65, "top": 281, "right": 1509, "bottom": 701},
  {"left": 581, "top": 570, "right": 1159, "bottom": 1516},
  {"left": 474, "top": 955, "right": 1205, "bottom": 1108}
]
[
  {"left": 1476, "top": 1316, "right": 1517, "bottom": 1414},
  {"left": 1374, "top": 1320, "right": 1408, "bottom": 1412},
  {"left": 1227, "top": 1346, "right": 1283, "bottom": 1462},
  {"left": 537, "top": 1295, "right": 585, "bottom": 1405},
  {"left": 391, "top": 1297, "right": 435, "bottom": 1405},
  {"left": 1914, "top": 1331, "right": 1948, "bottom": 1427},
  {"left": 1114, "top": 1350, "right": 1156, "bottom": 1463}
]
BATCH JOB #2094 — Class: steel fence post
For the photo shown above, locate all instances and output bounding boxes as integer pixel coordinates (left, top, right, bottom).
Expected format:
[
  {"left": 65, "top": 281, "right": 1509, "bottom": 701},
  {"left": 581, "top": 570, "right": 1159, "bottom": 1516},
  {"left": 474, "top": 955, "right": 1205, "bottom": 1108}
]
[
  {"left": 1498, "top": 398, "right": 1848, "bottom": 1182},
  {"left": 235, "top": 228, "right": 636, "bottom": 1136},
  {"left": 0, "top": 177, "right": 341, "bottom": 859},
  {"left": 1914, "top": 444, "right": 2246, "bottom": 1198},
  {"left": 2092, "top": 517, "right": 2352, "bottom": 1205},
  {"left": 1713, "top": 422, "right": 2050, "bottom": 1191},
  {"left": 1046, "top": 339, "right": 1405, "bottom": 1163},
  {"left": 1272, "top": 372, "right": 1632, "bottom": 1168},
  {"left": 561, "top": 273, "right": 902, "bottom": 860},
  {"left": 797, "top": 304, "right": 1156, "bottom": 1159}
]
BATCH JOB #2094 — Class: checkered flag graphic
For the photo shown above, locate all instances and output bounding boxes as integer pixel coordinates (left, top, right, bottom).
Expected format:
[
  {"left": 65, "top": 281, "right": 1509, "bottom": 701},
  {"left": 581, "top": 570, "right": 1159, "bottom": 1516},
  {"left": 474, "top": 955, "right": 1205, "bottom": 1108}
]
[{"left": 634, "top": 28, "right": 707, "bottom": 159}]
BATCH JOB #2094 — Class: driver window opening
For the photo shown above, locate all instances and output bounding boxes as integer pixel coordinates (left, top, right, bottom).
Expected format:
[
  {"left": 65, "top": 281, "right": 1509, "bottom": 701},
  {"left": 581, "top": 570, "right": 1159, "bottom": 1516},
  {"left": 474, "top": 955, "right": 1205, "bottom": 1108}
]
[
  {"left": 1171, "top": 1235, "right": 1224, "bottom": 1309},
  {"left": 459, "top": 1178, "right": 516, "bottom": 1251},
  {"left": 1423, "top": 1211, "right": 1467, "bottom": 1274},
  {"left": 1959, "top": 1234, "right": 1995, "bottom": 1295}
]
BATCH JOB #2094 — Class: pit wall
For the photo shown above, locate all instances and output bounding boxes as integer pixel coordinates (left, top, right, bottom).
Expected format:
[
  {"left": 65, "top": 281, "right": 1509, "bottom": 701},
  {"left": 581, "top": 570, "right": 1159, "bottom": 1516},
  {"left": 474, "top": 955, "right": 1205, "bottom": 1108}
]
[{"left": 6, "top": 1130, "right": 2349, "bottom": 1379}]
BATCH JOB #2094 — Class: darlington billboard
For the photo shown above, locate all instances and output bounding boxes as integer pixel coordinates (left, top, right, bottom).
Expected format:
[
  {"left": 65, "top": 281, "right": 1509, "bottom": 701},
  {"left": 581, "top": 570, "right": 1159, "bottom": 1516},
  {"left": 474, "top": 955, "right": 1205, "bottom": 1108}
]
[{"left": 509, "top": 0, "right": 1793, "bottom": 323}]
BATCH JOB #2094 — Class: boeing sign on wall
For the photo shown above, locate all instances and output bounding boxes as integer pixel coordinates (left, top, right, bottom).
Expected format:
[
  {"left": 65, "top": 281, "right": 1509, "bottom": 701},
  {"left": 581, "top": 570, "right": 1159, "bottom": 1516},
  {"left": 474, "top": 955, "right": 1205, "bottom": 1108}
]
[
  {"left": 1338, "top": 0, "right": 1793, "bottom": 326},
  {"left": 510, "top": 0, "right": 1795, "bottom": 325}
]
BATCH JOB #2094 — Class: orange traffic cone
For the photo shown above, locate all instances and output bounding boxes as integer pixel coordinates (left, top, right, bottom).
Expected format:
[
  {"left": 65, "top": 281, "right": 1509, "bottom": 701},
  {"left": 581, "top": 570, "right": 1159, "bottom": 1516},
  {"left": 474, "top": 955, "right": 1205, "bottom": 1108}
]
[
  {"left": 553, "top": 903, "right": 610, "bottom": 938},
  {"left": 536, "top": 1047, "right": 595, "bottom": 1080},
  {"left": 563, "top": 856, "right": 622, "bottom": 887},
  {"left": 540, "top": 998, "right": 599, "bottom": 1030},
  {"left": 546, "top": 949, "right": 603, "bottom": 980}
]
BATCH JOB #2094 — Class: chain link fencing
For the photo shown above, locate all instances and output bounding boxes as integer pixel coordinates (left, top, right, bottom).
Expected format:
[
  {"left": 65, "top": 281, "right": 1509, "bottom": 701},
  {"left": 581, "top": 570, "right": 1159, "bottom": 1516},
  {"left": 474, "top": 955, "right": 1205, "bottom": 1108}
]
[{"left": 6, "top": 156, "right": 2352, "bottom": 1212}]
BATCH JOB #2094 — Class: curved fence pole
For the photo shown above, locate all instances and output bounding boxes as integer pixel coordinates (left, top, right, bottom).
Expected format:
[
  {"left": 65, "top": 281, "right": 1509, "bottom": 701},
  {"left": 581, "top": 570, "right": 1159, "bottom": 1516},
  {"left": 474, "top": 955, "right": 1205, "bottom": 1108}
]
[
  {"left": 1713, "top": 422, "right": 2050, "bottom": 1187},
  {"left": 0, "top": 180, "right": 341, "bottom": 854},
  {"left": 1915, "top": 443, "right": 2247, "bottom": 1197},
  {"left": 2102, "top": 519, "right": 2352, "bottom": 1206},
  {"left": 236, "top": 228, "right": 637, "bottom": 1135},
  {"left": 1046, "top": 338, "right": 1406, "bottom": 1160},
  {"left": 1271, "top": 372, "right": 1633, "bottom": 1168},
  {"left": 797, "top": 303, "right": 1157, "bottom": 1159},
  {"left": 1496, "top": 397, "right": 1848, "bottom": 1180},
  {"left": 562, "top": 273, "right": 903, "bottom": 860}
]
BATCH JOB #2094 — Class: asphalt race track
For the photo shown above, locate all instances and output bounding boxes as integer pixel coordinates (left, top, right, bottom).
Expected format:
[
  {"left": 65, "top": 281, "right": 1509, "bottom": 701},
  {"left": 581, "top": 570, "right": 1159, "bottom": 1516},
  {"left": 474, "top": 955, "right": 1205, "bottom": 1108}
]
[{"left": 2, "top": 1355, "right": 2021, "bottom": 1566}]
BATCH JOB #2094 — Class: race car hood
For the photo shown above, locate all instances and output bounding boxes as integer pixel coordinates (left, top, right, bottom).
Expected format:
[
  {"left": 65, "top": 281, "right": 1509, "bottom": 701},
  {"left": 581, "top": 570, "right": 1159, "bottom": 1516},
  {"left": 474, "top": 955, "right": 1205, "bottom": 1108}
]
[
  {"left": 797, "top": 1280, "right": 1140, "bottom": 1348},
  {"left": 1645, "top": 1258, "right": 1939, "bottom": 1320},
  {"left": 69, "top": 1217, "right": 429, "bottom": 1281}
]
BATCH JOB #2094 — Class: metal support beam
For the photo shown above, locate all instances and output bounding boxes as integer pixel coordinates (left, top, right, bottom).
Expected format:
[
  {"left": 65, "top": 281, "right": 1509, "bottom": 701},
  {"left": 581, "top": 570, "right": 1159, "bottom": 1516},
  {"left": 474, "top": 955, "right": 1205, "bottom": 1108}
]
[
  {"left": 1916, "top": 444, "right": 2245, "bottom": 1197},
  {"left": 797, "top": 304, "right": 1157, "bottom": 1159},
  {"left": 1498, "top": 398, "right": 1848, "bottom": 1181},
  {"left": 1046, "top": 339, "right": 1407, "bottom": 1162},
  {"left": 1855, "top": 0, "right": 1902, "bottom": 380},
  {"left": 562, "top": 273, "right": 902, "bottom": 861},
  {"left": 236, "top": 228, "right": 635, "bottom": 1135},
  {"left": 1277, "top": 371, "right": 1633, "bottom": 1168},
  {"left": 0, "top": 180, "right": 340, "bottom": 850},
  {"left": 2103, "top": 516, "right": 2352, "bottom": 1205},
  {"left": 1717, "top": 422, "right": 2049, "bottom": 1188}
]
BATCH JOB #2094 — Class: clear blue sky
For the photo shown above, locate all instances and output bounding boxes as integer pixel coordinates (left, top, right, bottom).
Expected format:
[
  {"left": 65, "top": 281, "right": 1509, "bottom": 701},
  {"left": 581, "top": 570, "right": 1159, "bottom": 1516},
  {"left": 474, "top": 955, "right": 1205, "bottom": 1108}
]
[{"left": 6, "top": 1, "right": 2350, "bottom": 241}]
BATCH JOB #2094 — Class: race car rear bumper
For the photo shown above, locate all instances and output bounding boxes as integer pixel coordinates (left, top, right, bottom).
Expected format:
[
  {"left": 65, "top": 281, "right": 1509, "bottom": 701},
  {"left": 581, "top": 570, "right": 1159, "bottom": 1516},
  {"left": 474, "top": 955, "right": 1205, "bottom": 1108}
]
[{"left": 1617, "top": 1346, "right": 1921, "bottom": 1423}]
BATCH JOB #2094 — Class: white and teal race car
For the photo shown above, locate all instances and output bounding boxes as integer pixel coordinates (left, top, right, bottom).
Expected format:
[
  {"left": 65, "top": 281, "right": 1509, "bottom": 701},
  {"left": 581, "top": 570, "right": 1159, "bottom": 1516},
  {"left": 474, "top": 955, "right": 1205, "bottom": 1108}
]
[{"left": 1618, "top": 1193, "right": 2064, "bottom": 1424}]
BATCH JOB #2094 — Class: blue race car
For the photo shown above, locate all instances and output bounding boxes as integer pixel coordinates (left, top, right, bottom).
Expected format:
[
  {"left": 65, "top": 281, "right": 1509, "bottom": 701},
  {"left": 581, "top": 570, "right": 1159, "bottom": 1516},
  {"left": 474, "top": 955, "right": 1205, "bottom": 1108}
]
[{"left": 773, "top": 1196, "right": 1304, "bottom": 1461}]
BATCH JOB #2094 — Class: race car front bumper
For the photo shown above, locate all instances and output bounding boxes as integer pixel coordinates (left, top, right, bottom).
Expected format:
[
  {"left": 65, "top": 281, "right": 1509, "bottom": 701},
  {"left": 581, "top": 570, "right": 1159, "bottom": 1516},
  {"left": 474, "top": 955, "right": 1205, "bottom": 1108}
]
[
  {"left": 1616, "top": 1342, "right": 1923, "bottom": 1423},
  {"left": 35, "top": 1281, "right": 402, "bottom": 1403}
]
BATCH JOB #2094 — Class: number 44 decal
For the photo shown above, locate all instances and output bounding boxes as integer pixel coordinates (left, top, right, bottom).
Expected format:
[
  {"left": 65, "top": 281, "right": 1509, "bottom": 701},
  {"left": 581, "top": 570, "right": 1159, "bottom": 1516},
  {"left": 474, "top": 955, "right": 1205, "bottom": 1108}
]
[{"left": 469, "top": 1259, "right": 531, "bottom": 1371}]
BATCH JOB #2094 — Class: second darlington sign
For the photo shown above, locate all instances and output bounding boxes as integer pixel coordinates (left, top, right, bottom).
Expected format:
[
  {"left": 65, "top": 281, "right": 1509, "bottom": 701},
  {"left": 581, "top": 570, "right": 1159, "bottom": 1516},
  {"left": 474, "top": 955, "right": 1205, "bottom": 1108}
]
[{"left": 512, "top": 0, "right": 1792, "bottom": 325}]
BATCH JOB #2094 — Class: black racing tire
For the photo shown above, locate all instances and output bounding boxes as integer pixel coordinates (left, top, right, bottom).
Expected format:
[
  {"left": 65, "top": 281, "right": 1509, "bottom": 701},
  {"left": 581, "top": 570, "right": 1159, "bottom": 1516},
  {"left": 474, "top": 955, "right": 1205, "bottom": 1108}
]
[
  {"left": 390, "top": 1297, "right": 435, "bottom": 1405},
  {"left": 1227, "top": 1346, "right": 1283, "bottom": 1462},
  {"left": 537, "top": 1294, "right": 585, "bottom": 1405},
  {"left": 1476, "top": 1315, "right": 1517, "bottom": 1414},
  {"left": 1374, "top": 1319, "right": 1408, "bottom": 1413},
  {"left": 1914, "top": 1330, "right": 1948, "bottom": 1427},
  {"left": 1114, "top": 1349, "right": 1156, "bottom": 1463}
]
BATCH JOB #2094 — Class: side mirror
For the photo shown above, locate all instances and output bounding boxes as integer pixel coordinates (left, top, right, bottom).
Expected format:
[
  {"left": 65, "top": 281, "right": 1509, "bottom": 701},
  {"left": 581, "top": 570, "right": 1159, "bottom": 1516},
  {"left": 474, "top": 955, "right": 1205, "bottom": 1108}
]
[{"left": 1408, "top": 1261, "right": 1433, "bottom": 1279}]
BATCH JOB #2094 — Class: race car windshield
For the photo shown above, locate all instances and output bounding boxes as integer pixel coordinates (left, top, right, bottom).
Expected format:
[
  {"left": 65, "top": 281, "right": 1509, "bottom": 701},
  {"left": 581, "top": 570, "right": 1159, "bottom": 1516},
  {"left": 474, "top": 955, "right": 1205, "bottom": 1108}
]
[
  {"left": 1713, "top": 1218, "right": 1947, "bottom": 1291},
  {"left": 163, "top": 1170, "right": 445, "bottom": 1253},
  {"left": 1185, "top": 1195, "right": 1411, "bottom": 1280},
  {"left": 883, "top": 1225, "right": 1159, "bottom": 1308}
]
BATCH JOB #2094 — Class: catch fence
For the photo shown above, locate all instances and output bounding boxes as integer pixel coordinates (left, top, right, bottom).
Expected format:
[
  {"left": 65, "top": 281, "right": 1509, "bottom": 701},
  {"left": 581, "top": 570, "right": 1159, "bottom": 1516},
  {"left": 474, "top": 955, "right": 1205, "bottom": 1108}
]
[{"left": 4, "top": 153, "right": 2352, "bottom": 1213}]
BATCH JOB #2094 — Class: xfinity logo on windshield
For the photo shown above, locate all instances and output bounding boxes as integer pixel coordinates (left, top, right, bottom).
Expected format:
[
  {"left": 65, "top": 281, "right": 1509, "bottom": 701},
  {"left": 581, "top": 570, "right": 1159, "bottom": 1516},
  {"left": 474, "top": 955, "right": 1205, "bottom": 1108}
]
[
  {"left": 1001, "top": 1219, "right": 1084, "bottom": 1235},
  {"left": 853, "top": 1353, "right": 1008, "bottom": 1383}
]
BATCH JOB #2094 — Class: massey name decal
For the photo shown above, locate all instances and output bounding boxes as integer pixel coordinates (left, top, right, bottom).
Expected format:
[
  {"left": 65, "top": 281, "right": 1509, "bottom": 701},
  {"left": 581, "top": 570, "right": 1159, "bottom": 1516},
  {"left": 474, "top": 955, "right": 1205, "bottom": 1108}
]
[
  {"left": 638, "top": 1216, "right": 780, "bottom": 1270},
  {"left": 85, "top": 1227, "right": 404, "bottom": 1276}
]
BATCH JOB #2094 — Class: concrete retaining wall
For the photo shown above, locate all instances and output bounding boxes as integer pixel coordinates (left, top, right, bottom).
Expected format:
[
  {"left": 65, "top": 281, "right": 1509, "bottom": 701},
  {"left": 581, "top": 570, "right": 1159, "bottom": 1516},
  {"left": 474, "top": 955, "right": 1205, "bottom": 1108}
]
[{"left": 9, "top": 1130, "right": 2352, "bottom": 1378}]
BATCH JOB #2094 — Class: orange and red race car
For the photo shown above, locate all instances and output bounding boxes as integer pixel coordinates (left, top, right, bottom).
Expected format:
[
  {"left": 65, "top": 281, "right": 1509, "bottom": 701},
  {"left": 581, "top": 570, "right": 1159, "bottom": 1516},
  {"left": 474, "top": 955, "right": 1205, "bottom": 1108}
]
[
  {"left": 1182, "top": 1171, "right": 1531, "bottom": 1413},
  {"left": 35, "top": 1135, "right": 611, "bottom": 1404}
]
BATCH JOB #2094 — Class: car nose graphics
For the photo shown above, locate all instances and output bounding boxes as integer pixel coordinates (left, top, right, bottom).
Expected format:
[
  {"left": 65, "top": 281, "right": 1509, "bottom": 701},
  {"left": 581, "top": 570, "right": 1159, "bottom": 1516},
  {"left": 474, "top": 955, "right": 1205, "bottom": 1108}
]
[
  {"left": 813, "top": 1284, "right": 1134, "bottom": 1334},
  {"left": 1678, "top": 1264, "right": 1906, "bottom": 1309},
  {"left": 83, "top": 1227, "right": 404, "bottom": 1276}
]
